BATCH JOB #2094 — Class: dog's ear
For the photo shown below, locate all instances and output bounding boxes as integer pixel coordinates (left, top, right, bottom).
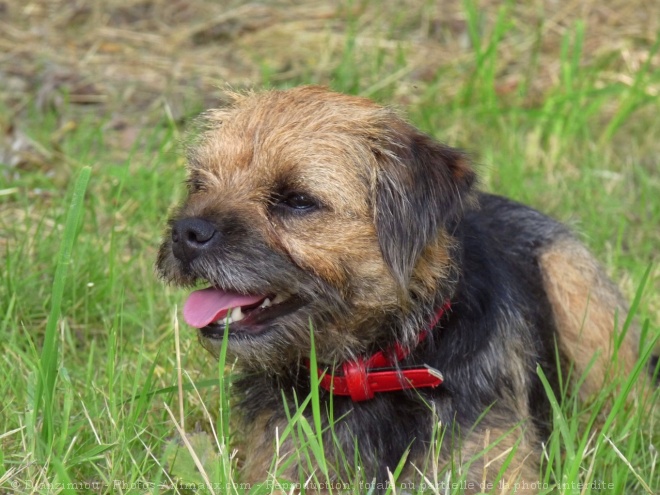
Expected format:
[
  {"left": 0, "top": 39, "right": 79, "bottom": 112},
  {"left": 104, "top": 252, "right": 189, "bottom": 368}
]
[{"left": 373, "top": 123, "right": 475, "bottom": 288}]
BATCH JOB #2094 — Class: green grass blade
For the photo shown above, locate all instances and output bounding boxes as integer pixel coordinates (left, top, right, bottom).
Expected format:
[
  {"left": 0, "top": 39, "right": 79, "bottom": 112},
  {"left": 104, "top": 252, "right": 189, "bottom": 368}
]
[
  {"left": 33, "top": 166, "right": 91, "bottom": 459},
  {"left": 307, "top": 320, "right": 327, "bottom": 474},
  {"left": 537, "top": 365, "right": 575, "bottom": 473},
  {"left": 383, "top": 446, "right": 410, "bottom": 495},
  {"left": 621, "top": 263, "right": 652, "bottom": 341}
]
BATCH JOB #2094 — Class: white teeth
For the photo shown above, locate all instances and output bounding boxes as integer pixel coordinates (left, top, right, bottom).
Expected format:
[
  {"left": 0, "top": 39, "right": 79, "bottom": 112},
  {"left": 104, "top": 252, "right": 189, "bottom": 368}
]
[
  {"left": 223, "top": 293, "right": 293, "bottom": 325},
  {"left": 271, "top": 293, "right": 291, "bottom": 305},
  {"left": 229, "top": 306, "right": 244, "bottom": 323}
]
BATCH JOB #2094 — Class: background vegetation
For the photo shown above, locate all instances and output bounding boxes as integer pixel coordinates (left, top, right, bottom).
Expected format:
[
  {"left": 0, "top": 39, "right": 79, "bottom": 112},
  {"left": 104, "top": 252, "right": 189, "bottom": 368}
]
[{"left": 0, "top": 0, "right": 658, "bottom": 493}]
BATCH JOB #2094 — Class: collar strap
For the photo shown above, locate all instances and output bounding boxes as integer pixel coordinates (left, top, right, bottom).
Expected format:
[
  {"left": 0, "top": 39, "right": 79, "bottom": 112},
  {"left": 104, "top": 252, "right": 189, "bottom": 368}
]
[{"left": 310, "top": 301, "right": 450, "bottom": 401}]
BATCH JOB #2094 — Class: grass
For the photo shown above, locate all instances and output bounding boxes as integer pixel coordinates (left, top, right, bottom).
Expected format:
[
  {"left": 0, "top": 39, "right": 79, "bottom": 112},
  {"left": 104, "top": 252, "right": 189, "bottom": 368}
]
[{"left": 1, "top": 1, "right": 659, "bottom": 493}]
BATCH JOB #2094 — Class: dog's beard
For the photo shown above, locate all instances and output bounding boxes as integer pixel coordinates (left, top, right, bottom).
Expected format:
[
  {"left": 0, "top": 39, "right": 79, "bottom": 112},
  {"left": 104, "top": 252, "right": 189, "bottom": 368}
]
[{"left": 156, "top": 236, "right": 365, "bottom": 371}]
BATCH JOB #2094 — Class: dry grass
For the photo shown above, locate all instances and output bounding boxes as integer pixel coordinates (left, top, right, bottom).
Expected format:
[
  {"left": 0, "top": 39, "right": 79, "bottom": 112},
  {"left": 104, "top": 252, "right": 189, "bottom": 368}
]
[{"left": 1, "top": 0, "right": 658, "bottom": 125}]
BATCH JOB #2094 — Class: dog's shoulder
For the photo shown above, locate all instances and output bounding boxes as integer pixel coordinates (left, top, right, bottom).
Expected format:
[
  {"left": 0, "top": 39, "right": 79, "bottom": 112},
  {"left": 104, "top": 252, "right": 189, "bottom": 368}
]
[
  {"left": 446, "top": 191, "right": 565, "bottom": 361},
  {"left": 461, "top": 192, "right": 572, "bottom": 253}
]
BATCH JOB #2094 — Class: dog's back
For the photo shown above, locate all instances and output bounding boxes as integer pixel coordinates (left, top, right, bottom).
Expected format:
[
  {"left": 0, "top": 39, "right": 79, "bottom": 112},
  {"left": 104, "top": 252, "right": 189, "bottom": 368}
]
[{"left": 459, "top": 192, "right": 637, "bottom": 404}]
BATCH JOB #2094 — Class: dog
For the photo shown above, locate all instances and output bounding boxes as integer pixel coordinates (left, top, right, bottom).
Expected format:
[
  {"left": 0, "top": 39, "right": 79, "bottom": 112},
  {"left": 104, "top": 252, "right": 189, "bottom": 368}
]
[{"left": 156, "top": 86, "right": 640, "bottom": 493}]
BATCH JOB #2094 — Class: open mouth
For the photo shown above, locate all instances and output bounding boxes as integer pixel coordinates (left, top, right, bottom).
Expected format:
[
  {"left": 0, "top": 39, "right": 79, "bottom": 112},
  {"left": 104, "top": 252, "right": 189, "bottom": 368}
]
[{"left": 183, "top": 286, "right": 303, "bottom": 338}]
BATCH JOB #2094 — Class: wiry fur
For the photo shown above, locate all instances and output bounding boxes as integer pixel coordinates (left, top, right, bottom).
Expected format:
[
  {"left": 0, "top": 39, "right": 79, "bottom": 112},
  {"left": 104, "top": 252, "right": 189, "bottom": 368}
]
[{"left": 157, "top": 86, "right": 640, "bottom": 494}]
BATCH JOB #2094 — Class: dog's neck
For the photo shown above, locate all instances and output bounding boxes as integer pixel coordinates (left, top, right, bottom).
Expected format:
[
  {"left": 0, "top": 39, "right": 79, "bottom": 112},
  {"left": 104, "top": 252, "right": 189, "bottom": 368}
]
[{"left": 307, "top": 301, "right": 450, "bottom": 401}]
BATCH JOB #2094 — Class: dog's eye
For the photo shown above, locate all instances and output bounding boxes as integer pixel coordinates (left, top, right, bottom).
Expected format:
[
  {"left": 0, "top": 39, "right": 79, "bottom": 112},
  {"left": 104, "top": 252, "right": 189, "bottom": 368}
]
[
  {"left": 187, "top": 175, "right": 206, "bottom": 193},
  {"left": 274, "top": 192, "right": 319, "bottom": 213},
  {"left": 283, "top": 193, "right": 316, "bottom": 209}
]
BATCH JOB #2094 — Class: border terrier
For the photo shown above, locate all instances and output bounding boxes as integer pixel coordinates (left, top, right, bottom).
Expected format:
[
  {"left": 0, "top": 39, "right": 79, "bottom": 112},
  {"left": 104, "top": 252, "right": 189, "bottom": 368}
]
[{"left": 157, "top": 86, "right": 640, "bottom": 493}]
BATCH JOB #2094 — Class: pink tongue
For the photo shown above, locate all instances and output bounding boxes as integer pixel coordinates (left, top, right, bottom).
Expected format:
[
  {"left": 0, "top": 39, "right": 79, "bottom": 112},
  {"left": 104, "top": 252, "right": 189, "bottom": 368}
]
[{"left": 183, "top": 287, "right": 266, "bottom": 328}]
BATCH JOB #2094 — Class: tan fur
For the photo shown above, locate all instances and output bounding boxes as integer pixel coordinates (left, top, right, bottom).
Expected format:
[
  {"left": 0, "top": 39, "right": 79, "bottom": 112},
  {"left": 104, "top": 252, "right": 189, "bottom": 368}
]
[
  {"left": 239, "top": 414, "right": 282, "bottom": 485},
  {"left": 539, "top": 239, "right": 638, "bottom": 400},
  {"left": 188, "top": 88, "right": 399, "bottom": 309},
  {"left": 410, "top": 232, "right": 455, "bottom": 297},
  {"left": 401, "top": 416, "right": 539, "bottom": 495},
  {"left": 459, "top": 424, "right": 539, "bottom": 495}
]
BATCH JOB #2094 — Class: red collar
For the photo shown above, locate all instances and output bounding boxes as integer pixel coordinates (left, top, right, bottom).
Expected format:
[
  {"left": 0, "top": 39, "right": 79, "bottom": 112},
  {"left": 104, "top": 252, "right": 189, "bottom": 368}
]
[{"left": 309, "top": 301, "right": 450, "bottom": 401}]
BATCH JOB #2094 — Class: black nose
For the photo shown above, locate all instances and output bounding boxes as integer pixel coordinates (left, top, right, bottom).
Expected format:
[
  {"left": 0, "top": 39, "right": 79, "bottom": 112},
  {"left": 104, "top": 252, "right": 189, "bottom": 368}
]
[{"left": 171, "top": 218, "right": 219, "bottom": 263}]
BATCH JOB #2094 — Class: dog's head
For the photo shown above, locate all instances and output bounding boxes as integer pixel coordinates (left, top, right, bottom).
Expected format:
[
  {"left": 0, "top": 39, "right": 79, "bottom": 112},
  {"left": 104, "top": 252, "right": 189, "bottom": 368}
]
[{"left": 157, "top": 86, "right": 474, "bottom": 369}]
